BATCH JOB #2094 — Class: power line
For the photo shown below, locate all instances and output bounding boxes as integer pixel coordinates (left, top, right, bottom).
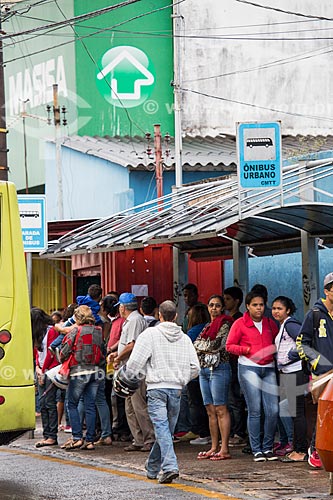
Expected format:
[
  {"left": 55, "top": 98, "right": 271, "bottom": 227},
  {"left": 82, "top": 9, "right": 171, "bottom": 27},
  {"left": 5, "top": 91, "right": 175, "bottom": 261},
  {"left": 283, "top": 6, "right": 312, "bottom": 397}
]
[
  {"left": 53, "top": 0, "right": 145, "bottom": 140},
  {"left": 0, "top": 0, "right": 141, "bottom": 41},
  {"left": 181, "top": 87, "right": 333, "bottom": 123},
  {"left": 3, "top": 0, "right": 184, "bottom": 64},
  {"left": 235, "top": 0, "right": 333, "bottom": 22},
  {"left": 184, "top": 44, "right": 333, "bottom": 83}
]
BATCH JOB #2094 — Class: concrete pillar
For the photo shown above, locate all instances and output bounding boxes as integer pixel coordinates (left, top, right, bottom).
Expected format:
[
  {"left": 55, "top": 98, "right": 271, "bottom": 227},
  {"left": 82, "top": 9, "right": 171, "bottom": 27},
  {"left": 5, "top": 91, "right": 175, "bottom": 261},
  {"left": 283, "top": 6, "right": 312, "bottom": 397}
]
[
  {"left": 232, "top": 240, "right": 249, "bottom": 303},
  {"left": 173, "top": 247, "right": 188, "bottom": 324},
  {"left": 301, "top": 230, "right": 319, "bottom": 314}
]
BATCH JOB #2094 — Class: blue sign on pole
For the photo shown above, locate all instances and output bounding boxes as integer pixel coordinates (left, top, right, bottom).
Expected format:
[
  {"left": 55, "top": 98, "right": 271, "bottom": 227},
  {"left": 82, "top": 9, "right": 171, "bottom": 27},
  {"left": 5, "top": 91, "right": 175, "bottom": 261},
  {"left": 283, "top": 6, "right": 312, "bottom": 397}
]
[
  {"left": 18, "top": 195, "right": 47, "bottom": 252},
  {"left": 237, "top": 122, "right": 282, "bottom": 189}
]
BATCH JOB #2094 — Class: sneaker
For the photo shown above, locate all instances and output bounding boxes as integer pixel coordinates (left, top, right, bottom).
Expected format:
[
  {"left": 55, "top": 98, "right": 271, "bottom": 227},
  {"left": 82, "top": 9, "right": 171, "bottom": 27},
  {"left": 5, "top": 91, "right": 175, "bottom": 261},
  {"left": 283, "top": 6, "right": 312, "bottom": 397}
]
[
  {"left": 253, "top": 452, "right": 266, "bottom": 462},
  {"left": 158, "top": 470, "right": 179, "bottom": 484},
  {"left": 275, "top": 442, "right": 293, "bottom": 456},
  {"left": 64, "top": 426, "right": 72, "bottom": 433},
  {"left": 140, "top": 443, "right": 153, "bottom": 452},
  {"left": 229, "top": 435, "right": 247, "bottom": 447},
  {"left": 308, "top": 447, "right": 322, "bottom": 469},
  {"left": 273, "top": 441, "right": 282, "bottom": 452},
  {"left": 190, "top": 436, "right": 211, "bottom": 445},
  {"left": 124, "top": 443, "right": 143, "bottom": 452},
  {"left": 178, "top": 431, "right": 199, "bottom": 442},
  {"left": 263, "top": 451, "right": 279, "bottom": 461},
  {"left": 242, "top": 444, "right": 252, "bottom": 454},
  {"left": 174, "top": 431, "right": 187, "bottom": 438}
]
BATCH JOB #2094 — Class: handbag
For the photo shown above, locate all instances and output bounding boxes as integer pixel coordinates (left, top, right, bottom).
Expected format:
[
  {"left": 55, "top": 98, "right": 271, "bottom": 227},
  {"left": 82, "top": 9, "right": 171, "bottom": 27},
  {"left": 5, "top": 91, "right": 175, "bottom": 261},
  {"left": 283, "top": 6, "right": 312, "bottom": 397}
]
[
  {"left": 309, "top": 369, "right": 333, "bottom": 404},
  {"left": 194, "top": 337, "right": 220, "bottom": 369}
]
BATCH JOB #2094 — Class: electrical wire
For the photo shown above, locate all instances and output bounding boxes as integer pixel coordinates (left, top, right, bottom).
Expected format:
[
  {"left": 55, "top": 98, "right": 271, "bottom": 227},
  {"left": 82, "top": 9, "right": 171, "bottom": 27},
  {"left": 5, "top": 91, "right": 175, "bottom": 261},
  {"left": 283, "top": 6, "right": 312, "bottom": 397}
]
[
  {"left": 184, "top": 44, "right": 333, "bottom": 83},
  {"left": 53, "top": 0, "right": 145, "bottom": 141},
  {"left": 235, "top": 0, "right": 333, "bottom": 22},
  {"left": 181, "top": 87, "right": 333, "bottom": 123},
  {"left": 0, "top": 0, "right": 142, "bottom": 40},
  {"left": 3, "top": 0, "right": 184, "bottom": 64}
]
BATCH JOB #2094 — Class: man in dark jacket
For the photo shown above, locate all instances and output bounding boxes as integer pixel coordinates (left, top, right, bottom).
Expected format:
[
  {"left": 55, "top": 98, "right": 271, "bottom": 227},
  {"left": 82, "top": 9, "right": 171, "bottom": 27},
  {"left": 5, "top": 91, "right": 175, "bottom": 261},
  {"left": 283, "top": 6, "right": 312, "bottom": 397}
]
[{"left": 297, "top": 272, "right": 333, "bottom": 469}]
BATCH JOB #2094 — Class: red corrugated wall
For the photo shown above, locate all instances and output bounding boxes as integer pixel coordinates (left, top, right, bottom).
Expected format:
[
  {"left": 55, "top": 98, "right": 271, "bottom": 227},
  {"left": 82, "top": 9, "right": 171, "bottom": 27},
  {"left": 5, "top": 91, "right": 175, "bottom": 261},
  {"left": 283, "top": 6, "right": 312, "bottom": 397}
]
[
  {"left": 188, "top": 259, "right": 223, "bottom": 304},
  {"left": 115, "top": 245, "right": 174, "bottom": 303},
  {"left": 72, "top": 246, "right": 223, "bottom": 305}
]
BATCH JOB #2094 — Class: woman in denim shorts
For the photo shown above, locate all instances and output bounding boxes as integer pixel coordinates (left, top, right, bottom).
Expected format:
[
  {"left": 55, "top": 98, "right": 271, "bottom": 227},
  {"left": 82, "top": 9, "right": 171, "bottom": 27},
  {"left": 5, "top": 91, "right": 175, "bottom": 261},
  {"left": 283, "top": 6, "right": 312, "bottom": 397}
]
[{"left": 194, "top": 295, "right": 233, "bottom": 461}]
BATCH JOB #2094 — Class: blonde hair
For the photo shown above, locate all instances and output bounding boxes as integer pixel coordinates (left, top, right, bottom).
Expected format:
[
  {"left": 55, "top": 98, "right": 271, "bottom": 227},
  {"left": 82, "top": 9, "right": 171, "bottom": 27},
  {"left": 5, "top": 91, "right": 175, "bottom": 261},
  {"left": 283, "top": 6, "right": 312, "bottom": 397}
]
[{"left": 74, "top": 305, "right": 95, "bottom": 325}]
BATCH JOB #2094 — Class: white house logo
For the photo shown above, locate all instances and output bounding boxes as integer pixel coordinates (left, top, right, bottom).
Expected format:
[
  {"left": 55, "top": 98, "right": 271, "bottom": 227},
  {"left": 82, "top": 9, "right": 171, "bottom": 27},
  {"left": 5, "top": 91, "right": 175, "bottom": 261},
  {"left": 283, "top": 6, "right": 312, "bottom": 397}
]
[{"left": 96, "top": 46, "right": 155, "bottom": 108}]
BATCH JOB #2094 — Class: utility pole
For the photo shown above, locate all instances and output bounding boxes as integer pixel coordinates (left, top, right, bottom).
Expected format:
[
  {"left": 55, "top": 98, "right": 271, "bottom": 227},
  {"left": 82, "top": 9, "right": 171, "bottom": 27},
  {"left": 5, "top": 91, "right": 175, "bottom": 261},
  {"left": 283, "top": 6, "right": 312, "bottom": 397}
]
[
  {"left": 172, "top": 1, "right": 187, "bottom": 322},
  {"left": 0, "top": 6, "right": 8, "bottom": 182},
  {"left": 47, "top": 84, "right": 67, "bottom": 219},
  {"left": 21, "top": 100, "right": 29, "bottom": 193},
  {"left": 154, "top": 124, "right": 163, "bottom": 209},
  {"left": 172, "top": 2, "right": 183, "bottom": 188},
  {"left": 53, "top": 84, "right": 63, "bottom": 219}
]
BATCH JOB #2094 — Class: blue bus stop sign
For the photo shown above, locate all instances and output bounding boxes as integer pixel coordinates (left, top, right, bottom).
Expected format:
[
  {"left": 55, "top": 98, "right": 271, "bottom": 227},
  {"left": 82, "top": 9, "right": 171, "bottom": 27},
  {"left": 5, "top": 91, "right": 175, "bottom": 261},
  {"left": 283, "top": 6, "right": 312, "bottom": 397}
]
[
  {"left": 18, "top": 195, "right": 47, "bottom": 252},
  {"left": 237, "top": 122, "right": 282, "bottom": 189}
]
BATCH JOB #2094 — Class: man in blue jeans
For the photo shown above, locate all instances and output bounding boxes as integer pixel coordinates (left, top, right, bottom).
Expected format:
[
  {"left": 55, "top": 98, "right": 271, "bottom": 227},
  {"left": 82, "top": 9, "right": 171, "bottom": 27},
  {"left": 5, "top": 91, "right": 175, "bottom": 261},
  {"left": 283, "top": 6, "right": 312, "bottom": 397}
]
[{"left": 126, "top": 300, "right": 200, "bottom": 484}]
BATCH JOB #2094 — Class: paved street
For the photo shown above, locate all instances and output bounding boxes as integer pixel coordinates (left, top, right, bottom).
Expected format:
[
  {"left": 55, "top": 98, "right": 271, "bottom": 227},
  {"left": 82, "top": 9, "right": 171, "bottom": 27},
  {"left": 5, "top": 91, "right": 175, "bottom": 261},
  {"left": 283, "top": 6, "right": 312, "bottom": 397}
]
[{"left": 2, "top": 419, "right": 332, "bottom": 500}]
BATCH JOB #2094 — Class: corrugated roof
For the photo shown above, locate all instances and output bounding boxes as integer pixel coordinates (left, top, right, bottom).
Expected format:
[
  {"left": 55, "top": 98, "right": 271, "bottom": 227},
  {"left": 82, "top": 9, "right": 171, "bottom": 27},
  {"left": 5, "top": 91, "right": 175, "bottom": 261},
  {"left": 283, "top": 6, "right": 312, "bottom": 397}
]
[
  {"left": 41, "top": 157, "right": 333, "bottom": 259},
  {"left": 59, "top": 134, "right": 333, "bottom": 171}
]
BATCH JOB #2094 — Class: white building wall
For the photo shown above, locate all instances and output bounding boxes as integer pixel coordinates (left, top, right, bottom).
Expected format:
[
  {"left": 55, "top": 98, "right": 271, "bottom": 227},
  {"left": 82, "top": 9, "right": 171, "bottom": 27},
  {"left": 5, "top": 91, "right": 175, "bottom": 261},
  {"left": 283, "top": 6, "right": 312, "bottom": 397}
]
[{"left": 180, "top": 0, "right": 333, "bottom": 136}]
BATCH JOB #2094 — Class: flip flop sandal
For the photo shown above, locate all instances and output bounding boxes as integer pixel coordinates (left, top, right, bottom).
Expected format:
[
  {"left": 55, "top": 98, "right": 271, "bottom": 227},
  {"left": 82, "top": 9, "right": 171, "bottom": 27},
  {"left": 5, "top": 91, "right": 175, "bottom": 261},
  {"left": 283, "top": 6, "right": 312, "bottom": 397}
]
[
  {"left": 281, "top": 452, "right": 307, "bottom": 462},
  {"left": 60, "top": 438, "right": 73, "bottom": 449},
  {"left": 64, "top": 438, "right": 84, "bottom": 450},
  {"left": 197, "top": 451, "right": 217, "bottom": 460},
  {"left": 210, "top": 452, "right": 231, "bottom": 461},
  {"left": 80, "top": 442, "right": 95, "bottom": 450},
  {"left": 35, "top": 440, "right": 58, "bottom": 448}
]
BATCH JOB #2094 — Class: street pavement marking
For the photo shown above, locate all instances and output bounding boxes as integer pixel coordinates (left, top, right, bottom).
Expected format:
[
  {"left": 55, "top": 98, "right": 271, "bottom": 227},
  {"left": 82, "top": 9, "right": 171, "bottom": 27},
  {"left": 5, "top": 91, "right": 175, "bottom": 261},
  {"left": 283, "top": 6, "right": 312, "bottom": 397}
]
[{"left": 3, "top": 448, "right": 242, "bottom": 499}]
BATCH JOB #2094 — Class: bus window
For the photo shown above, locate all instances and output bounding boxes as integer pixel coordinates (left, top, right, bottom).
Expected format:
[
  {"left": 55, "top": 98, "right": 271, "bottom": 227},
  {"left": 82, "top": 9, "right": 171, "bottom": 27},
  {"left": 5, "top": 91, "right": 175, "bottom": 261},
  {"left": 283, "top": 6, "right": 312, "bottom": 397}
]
[{"left": 0, "top": 181, "right": 35, "bottom": 445}]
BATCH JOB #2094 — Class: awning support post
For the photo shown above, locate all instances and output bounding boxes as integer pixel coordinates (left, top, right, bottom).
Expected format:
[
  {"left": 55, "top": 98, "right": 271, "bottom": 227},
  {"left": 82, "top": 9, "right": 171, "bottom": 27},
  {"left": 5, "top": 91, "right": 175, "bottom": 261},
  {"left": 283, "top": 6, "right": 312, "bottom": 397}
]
[
  {"left": 173, "top": 248, "right": 188, "bottom": 325},
  {"left": 232, "top": 241, "right": 249, "bottom": 305},
  {"left": 301, "top": 230, "right": 319, "bottom": 314}
]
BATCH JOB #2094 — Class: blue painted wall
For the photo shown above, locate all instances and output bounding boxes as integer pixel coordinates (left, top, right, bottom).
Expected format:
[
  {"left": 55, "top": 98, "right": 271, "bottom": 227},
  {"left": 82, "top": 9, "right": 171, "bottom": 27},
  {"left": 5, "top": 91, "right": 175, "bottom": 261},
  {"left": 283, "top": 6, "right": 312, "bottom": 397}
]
[
  {"left": 129, "top": 170, "right": 232, "bottom": 207},
  {"left": 224, "top": 248, "right": 333, "bottom": 322},
  {"left": 45, "top": 144, "right": 131, "bottom": 220}
]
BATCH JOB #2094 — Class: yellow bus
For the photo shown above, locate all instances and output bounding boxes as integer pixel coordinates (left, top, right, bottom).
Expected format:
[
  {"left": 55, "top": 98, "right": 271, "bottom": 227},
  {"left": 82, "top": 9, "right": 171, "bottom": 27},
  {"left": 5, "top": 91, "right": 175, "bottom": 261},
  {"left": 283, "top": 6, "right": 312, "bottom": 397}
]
[{"left": 0, "top": 181, "right": 35, "bottom": 444}]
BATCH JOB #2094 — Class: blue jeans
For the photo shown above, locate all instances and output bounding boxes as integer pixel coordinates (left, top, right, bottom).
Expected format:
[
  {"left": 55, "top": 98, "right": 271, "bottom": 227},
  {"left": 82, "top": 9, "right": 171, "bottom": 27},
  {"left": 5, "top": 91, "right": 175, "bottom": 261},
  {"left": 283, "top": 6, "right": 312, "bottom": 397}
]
[
  {"left": 174, "top": 386, "right": 190, "bottom": 433},
  {"left": 38, "top": 377, "right": 58, "bottom": 441},
  {"left": 95, "top": 377, "right": 112, "bottom": 438},
  {"left": 67, "top": 372, "right": 100, "bottom": 443},
  {"left": 238, "top": 364, "right": 278, "bottom": 454},
  {"left": 199, "top": 362, "right": 231, "bottom": 406},
  {"left": 147, "top": 388, "right": 181, "bottom": 476}
]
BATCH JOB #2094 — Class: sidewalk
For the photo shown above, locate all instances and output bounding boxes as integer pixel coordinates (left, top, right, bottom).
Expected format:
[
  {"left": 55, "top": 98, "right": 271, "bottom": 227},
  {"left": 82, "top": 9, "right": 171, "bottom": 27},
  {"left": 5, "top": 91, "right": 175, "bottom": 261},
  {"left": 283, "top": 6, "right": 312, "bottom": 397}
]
[{"left": 10, "top": 420, "right": 332, "bottom": 500}]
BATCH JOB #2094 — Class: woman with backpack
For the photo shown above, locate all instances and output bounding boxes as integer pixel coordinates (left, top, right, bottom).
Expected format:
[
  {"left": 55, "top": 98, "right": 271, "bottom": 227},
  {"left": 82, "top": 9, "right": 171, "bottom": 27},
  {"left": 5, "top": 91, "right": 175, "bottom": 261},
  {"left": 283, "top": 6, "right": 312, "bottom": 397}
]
[
  {"left": 59, "top": 305, "right": 105, "bottom": 451},
  {"left": 272, "top": 296, "right": 308, "bottom": 462}
]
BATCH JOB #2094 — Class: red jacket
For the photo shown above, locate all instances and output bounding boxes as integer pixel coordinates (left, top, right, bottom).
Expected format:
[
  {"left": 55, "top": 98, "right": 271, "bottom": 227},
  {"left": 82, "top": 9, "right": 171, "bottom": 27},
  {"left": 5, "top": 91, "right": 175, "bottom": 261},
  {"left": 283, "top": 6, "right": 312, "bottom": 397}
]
[
  {"left": 226, "top": 312, "right": 278, "bottom": 365},
  {"left": 35, "top": 326, "right": 60, "bottom": 372}
]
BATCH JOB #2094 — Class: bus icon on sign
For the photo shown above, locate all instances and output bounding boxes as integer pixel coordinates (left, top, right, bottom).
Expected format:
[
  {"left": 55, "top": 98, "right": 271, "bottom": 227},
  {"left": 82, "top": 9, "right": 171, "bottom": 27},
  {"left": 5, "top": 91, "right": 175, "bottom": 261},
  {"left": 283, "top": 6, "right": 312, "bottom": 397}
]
[
  {"left": 20, "top": 210, "right": 39, "bottom": 218},
  {"left": 246, "top": 137, "right": 273, "bottom": 148}
]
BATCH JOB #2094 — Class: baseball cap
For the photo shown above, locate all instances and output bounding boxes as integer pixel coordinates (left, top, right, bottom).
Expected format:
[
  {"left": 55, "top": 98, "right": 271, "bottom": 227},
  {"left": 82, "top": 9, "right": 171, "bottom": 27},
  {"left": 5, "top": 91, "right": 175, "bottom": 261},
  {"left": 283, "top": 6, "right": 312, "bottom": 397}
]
[
  {"left": 324, "top": 273, "right": 333, "bottom": 288},
  {"left": 115, "top": 292, "right": 137, "bottom": 306}
]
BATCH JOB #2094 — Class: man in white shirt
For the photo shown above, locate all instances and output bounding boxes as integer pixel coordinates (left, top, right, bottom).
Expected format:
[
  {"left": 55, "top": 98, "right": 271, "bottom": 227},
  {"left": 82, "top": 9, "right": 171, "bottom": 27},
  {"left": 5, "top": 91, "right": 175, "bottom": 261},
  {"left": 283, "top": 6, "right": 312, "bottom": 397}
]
[{"left": 127, "top": 300, "right": 200, "bottom": 484}]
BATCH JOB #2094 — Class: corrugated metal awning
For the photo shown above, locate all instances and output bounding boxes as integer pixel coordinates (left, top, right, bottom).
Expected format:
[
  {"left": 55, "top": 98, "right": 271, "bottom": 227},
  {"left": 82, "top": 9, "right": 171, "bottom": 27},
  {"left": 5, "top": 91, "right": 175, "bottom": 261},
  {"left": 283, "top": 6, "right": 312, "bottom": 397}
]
[{"left": 41, "top": 157, "right": 333, "bottom": 259}]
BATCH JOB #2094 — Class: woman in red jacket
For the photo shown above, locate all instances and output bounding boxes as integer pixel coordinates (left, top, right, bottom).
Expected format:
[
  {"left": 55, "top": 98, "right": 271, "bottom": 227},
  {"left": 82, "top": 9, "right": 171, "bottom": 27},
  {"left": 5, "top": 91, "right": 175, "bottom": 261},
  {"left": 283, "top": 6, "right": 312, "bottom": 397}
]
[{"left": 226, "top": 291, "right": 279, "bottom": 462}]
